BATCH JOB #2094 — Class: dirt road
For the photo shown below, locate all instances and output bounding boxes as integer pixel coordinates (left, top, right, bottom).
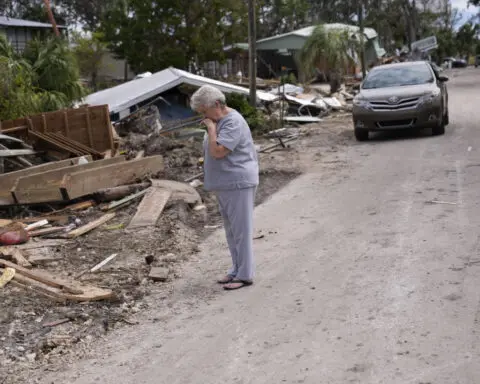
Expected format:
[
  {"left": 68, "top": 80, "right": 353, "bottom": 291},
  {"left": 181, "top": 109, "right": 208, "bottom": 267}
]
[{"left": 39, "top": 68, "right": 480, "bottom": 384}]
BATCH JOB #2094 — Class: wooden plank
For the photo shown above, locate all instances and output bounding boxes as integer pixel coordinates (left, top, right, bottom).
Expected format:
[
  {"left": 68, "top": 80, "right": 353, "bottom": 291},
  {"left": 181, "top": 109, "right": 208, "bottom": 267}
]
[
  {"left": 0, "top": 149, "right": 37, "bottom": 157},
  {"left": 63, "top": 111, "right": 70, "bottom": 136},
  {"left": 66, "top": 213, "right": 115, "bottom": 238},
  {"left": 0, "top": 247, "right": 32, "bottom": 268},
  {"left": 93, "top": 182, "right": 151, "bottom": 202},
  {"left": 128, "top": 188, "right": 171, "bottom": 229},
  {"left": 41, "top": 114, "right": 47, "bottom": 133},
  {"left": 43, "top": 132, "right": 89, "bottom": 156},
  {"left": 102, "top": 188, "right": 150, "bottom": 211},
  {"left": 18, "top": 215, "right": 69, "bottom": 225},
  {"left": 0, "top": 268, "right": 113, "bottom": 302},
  {"left": 0, "top": 259, "right": 82, "bottom": 294},
  {"left": 0, "top": 126, "right": 28, "bottom": 134},
  {"left": 49, "top": 133, "right": 103, "bottom": 159},
  {"left": 0, "top": 156, "right": 92, "bottom": 206},
  {"left": 62, "top": 156, "right": 164, "bottom": 200},
  {"left": 85, "top": 109, "right": 94, "bottom": 148},
  {"left": 29, "top": 131, "right": 84, "bottom": 157},
  {"left": 102, "top": 106, "right": 115, "bottom": 152},
  {"left": 0, "top": 267, "right": 15, "bottom": 288},
  {"left": 12, "top": 156, "right": 126, "bottom": 204},
  {"left": 29, "top": 227, "right": 65, "bottom": 237}
]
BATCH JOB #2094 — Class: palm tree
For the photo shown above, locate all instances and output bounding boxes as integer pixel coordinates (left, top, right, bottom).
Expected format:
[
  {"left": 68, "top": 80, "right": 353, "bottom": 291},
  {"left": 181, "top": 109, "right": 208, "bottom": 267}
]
[
  {"left": 0, "top": 35, "right": 86, "bottom": 120},
  {"left": 298, "top": 25, "right": 357, "bottom": 94}
]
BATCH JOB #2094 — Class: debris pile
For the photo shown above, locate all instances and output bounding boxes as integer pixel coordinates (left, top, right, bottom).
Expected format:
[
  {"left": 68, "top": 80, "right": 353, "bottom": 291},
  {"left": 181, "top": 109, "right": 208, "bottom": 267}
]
[{"left": 0, "top": 69, "right": 354, "bottom": 372}]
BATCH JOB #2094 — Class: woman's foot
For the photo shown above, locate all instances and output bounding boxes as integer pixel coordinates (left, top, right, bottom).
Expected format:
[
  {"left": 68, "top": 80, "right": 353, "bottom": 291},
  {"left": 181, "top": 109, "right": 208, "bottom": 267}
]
[
  {"left": 223, "top": 280, "right": 253, "bottom": 290},
  {"left": 217, "top": 275, "right": 235, "bottom": 284}
]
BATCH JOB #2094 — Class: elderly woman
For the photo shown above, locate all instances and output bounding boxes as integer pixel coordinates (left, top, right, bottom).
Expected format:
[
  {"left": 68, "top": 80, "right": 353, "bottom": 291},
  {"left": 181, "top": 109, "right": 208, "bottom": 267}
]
[{"left": 190, "top": 85, "right": 259, "bottom": 290}]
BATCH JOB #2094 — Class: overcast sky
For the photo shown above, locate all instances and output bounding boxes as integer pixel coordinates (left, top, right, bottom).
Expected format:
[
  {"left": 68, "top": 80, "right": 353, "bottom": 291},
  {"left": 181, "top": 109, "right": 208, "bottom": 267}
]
[{"left": 451, "top": 0, "right": 478, "bottom": 27}]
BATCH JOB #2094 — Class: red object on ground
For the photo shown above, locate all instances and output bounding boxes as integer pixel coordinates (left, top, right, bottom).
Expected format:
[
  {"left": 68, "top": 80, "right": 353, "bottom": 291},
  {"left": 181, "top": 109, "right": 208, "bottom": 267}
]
[{"left": 0, "top": 223, "right": 29, "bottom": 245}]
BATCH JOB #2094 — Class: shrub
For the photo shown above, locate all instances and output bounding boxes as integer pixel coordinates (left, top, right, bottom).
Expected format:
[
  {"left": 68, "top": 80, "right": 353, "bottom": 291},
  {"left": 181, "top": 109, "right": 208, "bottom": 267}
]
[{"left": 225, "top": 93, "right": 266, "bottom": 132}]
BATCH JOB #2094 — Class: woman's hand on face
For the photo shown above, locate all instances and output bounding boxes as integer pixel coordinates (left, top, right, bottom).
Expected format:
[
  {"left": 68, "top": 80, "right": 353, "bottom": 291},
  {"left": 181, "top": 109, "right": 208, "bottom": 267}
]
[{"left": 202, "top": 118, "right": 216, "bottom": 134}]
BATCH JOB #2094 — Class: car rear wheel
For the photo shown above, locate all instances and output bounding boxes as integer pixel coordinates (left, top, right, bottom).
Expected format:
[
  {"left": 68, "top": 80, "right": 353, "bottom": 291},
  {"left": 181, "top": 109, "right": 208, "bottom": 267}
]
[{"left": 354, "top": 128, "right": 369, "bottom": 141}]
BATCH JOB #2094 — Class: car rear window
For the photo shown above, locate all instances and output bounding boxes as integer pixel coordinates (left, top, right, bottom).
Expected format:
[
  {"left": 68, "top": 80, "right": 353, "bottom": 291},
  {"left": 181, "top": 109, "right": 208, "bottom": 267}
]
[{"left": 362, "top": 64, "right": 434, "bottom": 89}]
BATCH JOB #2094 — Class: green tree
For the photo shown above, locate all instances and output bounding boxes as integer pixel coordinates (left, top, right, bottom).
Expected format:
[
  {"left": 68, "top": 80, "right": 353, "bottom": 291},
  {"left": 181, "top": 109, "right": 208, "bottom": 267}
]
[
  {"left": 456, "top": 22, "right": 479, "bottom": 59},
  {"left": 99, "top": 0, "right": 247, "bottom": 73},
  {"left": 0, "top": 35, "right": 86, "bottom": 120},
  {"left": 72, "top": 32, "right": 107, "bottom": 91},
  {"left": 298, "top": 24, "right": 355, "bottom": 93}
]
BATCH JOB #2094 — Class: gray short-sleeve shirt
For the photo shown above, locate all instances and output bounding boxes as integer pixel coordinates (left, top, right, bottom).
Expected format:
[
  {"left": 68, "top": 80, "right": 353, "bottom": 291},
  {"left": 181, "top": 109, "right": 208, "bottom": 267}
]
[{"left": 203, "top": 109, "right": 259, "bottom": 191}]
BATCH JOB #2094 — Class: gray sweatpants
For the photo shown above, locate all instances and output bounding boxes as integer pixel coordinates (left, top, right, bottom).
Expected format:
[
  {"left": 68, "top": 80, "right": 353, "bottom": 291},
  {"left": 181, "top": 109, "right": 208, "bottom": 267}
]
[{"left": 216, "top": 187, "right": 256, "bottom": 281}]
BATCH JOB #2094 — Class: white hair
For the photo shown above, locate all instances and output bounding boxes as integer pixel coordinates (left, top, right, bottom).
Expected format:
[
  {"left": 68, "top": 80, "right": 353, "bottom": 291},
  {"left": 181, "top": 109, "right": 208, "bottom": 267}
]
[{"left": 190, "top": 85, "right": 226, "bottom": 110}]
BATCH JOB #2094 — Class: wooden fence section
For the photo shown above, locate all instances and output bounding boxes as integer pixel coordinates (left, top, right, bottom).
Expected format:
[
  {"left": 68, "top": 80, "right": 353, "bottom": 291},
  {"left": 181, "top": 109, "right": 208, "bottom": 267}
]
[{"left": 0, "top": 105, "right": 114, "bottom": 154}]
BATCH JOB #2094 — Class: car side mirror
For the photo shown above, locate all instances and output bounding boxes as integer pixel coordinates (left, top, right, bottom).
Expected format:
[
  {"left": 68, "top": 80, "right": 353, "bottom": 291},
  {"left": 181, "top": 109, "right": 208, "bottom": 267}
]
[{"left": 438, "top": 75, "right": 449, "bottom": 82}]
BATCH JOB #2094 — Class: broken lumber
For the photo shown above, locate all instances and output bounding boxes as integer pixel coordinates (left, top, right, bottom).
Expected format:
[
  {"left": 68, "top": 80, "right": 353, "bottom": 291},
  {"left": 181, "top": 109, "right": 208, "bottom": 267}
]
[
  {"left": 0, "top": 156, "right": 92, "bottom": 205},
  {"left": 29, "top": 227, "right": 66, "bottom": 237},
  {"left": 103, "top": 188, "right": 150, "bottom": 211},
  {"left": 29, "top": 130, "right": 84, "bottom": 157},
  {"left": 66, "top": 213, "right": 115, "bottom": 238},
  {"left": 0, "top": 219, "right": 12, "bottom": 227},
  {"left": 64, "top": 200, "right": 96, "bottom": 211},
  {"left": 92, "top": 182, "right": 151, "bottom": 202},
  {"left": 25, "top": 219, "right": 49, "bottom": 232},
  {"left": 0, "top": 267, "right": 15, "bottom": 288},
  {"left": 12, "top": 156, "right": 125, "bottom": 204},
  {"left": 19, "top": 215, "right": 69, "bottom": 225},
  {"left": 150, "top": 179, "right": 202, "bottom": 205},
  {"left": 0, "top": 247, "right": 32, "bottom": 268},
  {"left": 0, "top": 267, "right": 113, "bottom": 302},
  {"left": 0, "top": 149, "right": 37, "bottom": 157},
  {"left": 0, "top": 259, "right": 82, "bottom": 294},
  {"left": 76, "top": 253, "right": 118, "bottom": 279},
  {"left": 128, "top": 188, "right": 171, "bottom": 229},
  {"left": 61, "top": 156, "right": 164, "bottom": 200}
]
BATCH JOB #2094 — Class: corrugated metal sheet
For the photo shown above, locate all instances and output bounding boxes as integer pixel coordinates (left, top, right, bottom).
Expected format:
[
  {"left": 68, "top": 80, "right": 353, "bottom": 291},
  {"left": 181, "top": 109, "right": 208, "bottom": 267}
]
[
  {"left": 84, "top": 67, "right": 278, "bottom": 120},
  {"left": 0, "top": 16, "right": 64, "bottom": 29}
]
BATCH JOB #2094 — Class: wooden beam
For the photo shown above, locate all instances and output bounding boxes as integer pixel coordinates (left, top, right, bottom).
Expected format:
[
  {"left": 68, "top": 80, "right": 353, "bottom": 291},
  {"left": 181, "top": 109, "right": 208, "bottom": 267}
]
[
  {"left": 66, "top": 213, "right": 115, "bottom": 238},
  {"left": 128, "top": 188, "right": 171, "bottom": 229},
  {"left": 0, "top": 267, "right": 113, "bottom": 302},
  {"left": 61, "top": 156, "right": 164, "bottom": 201},
  {"left": 1, "top": 126, "right": 28, "bottom": 134},
  {"left": 48, "top": 132, "right": 104, "bottom": 159},
  {"left": 0, "top": 259, "right": 82, "bottom": 294},
  {"left": 12, "top": 156, "right": 126, "bottom": 204},
  {"left": 63, "top": 111, "right": 69, "bottom": 136},
  {"left": 0, "top": 156, "right": 93, "bottom": 206},
  {"left": 104, "top": 106, "right": 115, "bottom": 153},
  {"left": 29, "top": 130, "right": 84, "bottom": 157},
  {"left": 0, "top": 149, "right": 37, "bottom": 157},
  {"left": 85, "top": 109, "right": 94, "bottom": 148}
]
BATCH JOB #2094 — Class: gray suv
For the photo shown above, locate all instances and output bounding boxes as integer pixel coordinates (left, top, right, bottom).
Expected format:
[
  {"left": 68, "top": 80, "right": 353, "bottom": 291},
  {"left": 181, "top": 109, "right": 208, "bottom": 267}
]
[{"left": 352, "top": 61, "right": 449, "bottom": 141}]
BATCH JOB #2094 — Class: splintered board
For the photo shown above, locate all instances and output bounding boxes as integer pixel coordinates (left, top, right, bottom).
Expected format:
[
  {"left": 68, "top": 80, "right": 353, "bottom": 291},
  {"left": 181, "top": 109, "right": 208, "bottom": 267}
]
[
  {"left": 1, "top": 105, "right": 115, "bottom": 154},
  {"left": 11, "top": 157, "right": 126, "bottom": 204},
  {"left": 61, "top": 156, "right": 165, "bottom": 201},
  {"left": 0, "top": 156, "right": 93, "bottom": 206}
]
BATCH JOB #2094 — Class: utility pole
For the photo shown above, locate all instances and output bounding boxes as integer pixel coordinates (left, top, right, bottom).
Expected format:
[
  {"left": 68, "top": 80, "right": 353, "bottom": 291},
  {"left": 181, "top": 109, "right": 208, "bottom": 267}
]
[
  {"left": 43, "top": 0, "right": 60, "bottom": 36},
  {"left": 358, "top": 0, "right": 367, "bottom": 78},
  {"left": 247, "top": 0, "right": 257, "bottom": 107}
]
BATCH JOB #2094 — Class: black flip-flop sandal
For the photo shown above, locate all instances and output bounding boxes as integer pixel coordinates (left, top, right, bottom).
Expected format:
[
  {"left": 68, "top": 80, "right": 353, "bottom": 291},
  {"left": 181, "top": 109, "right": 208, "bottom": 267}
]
[
  {"left": 223, "top": 280, "right": 253, "bottom": 290},
  {"left": 217, "top": 275, "right": 235, "bottom": 284}
]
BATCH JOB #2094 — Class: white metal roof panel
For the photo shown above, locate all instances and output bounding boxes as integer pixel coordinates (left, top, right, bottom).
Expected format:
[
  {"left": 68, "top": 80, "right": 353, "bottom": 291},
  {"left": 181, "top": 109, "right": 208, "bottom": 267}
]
[
  {"left": 0, "top": 16, "right": 64, "bottom": 28},
  {"left": 84, "top": 67, "right": 278, "bottom": 118}
]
